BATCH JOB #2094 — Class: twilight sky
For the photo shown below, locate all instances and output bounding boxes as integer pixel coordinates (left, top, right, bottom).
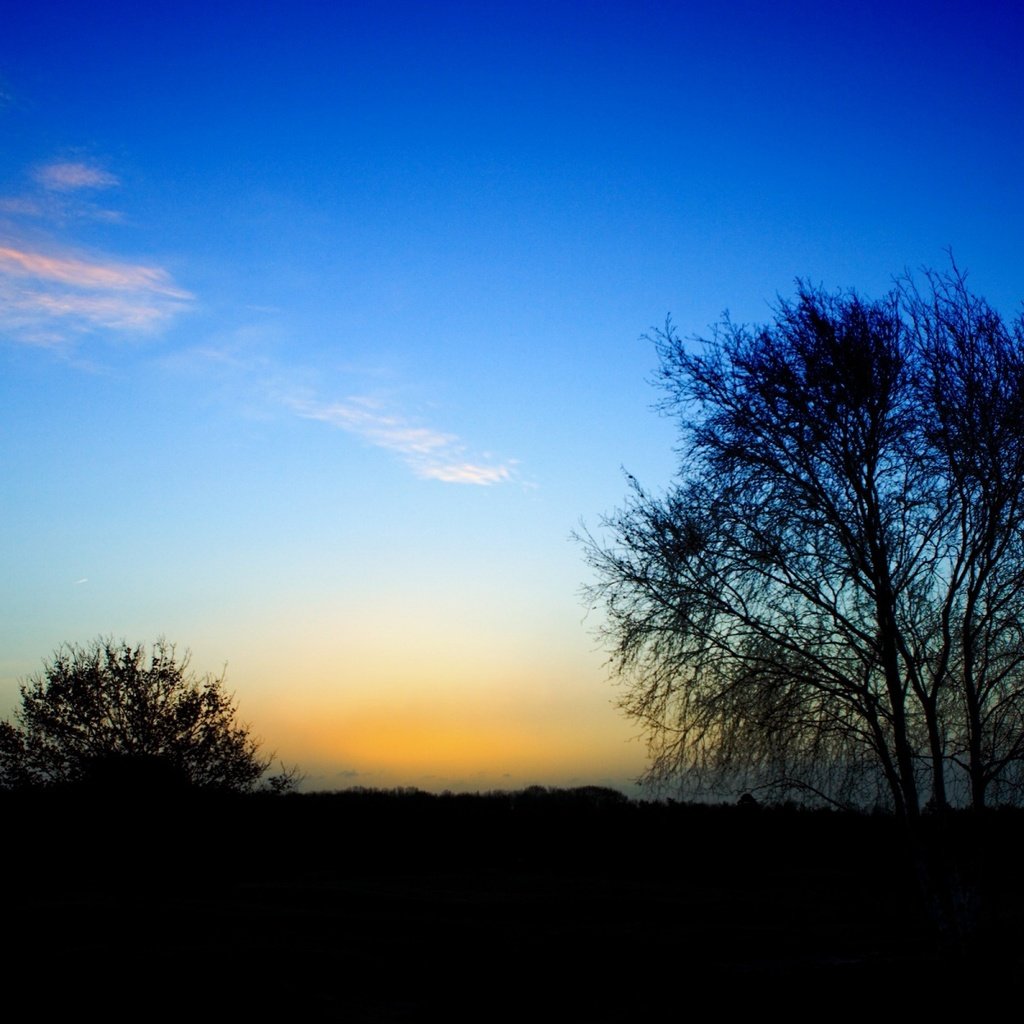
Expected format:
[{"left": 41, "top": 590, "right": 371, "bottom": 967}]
[{"left": 2, "top": 1, "right": 1022, "bottom": 792}]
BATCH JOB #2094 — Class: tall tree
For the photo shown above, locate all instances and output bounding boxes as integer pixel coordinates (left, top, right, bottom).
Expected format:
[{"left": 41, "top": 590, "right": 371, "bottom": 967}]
[{"left": 581, "top": 264, "right": 1024, "bottom": 817}]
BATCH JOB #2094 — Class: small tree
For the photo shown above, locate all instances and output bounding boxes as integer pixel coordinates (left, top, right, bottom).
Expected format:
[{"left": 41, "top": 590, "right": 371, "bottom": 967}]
[
  {"left": 0, "top": 637, "right": 274, "bottom": 793},
  {"left": 580, "top": 263, "right": 1024, "bottom": 818}
]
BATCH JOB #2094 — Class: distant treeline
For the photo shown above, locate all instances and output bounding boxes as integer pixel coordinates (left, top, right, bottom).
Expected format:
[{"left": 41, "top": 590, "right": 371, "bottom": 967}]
[{"left": 5, "top": 782, "right": 1023, "bottom": 886}]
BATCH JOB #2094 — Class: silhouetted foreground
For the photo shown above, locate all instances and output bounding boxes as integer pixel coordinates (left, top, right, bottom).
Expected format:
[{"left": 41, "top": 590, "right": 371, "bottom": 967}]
[
  {"left": 582, "top": 265, "right": 1024, "bottom": 821},
  {"left": 3, "top": 787, "right": 1021, "bottom": 1017},
  {"left": 0, "top": 637, "right": 283, "bottom": 792}
]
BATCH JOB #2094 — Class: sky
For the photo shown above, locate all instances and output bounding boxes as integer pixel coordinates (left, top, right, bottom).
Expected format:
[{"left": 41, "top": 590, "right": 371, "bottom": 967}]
[{"left": 2, "top": 1, "right": 1022, "bottom": 793}]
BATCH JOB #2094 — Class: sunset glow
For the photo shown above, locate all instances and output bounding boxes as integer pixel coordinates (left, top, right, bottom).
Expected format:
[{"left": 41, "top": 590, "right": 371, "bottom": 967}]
[{"left": 2, "top": 1, "right": 1020, "bottom": 794}]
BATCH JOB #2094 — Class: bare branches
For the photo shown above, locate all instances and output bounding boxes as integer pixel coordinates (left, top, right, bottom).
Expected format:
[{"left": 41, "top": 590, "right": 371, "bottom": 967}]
[{"left": 582, "top": 264, "right": 1024, "bottom": 814}]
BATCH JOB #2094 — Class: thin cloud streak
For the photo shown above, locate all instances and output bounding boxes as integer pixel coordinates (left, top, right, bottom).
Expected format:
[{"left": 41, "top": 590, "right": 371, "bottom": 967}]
[
  {"left": 166, "top": 340, "right": 517, "bottom": 487},
  {"left": 0, "top": 197, "right": 45, "bottom": 217},
  {"left": 0, "top": 246, "right": 190, "bottom": 297},
  {"left": 301, "top": 398, "right": 455, "bottom": 454},
  {"left": 34, "top": 161, "right": 119, "bottom": 192},
  {"left": 0, "top": 156, "right": 188, "bottom": 343},
  {"left": 4, "top": 158, "right": 123, "bottom": 225},
  {"left": 0, "top": 243, "right": 192, "bottom": 340},
  {"left": 17, "top": 290, "right": 177, "bottom": 329},
  {"left": 423, "top": 462, "right": 512, "bottom": 485},
  {"left": 293, "top": 395, "right": 515, "bottom": 486}
]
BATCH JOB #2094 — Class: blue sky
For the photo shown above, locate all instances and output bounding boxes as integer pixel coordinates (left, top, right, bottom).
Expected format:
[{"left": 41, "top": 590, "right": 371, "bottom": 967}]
[{"left": 2, "top": 1, "right": 1022, "bottom": 791}]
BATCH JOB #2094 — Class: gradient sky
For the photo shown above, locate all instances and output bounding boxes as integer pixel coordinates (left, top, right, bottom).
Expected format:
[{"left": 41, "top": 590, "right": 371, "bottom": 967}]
[{"left": 2, "top": 1, "right": 1022, "bottom": 792}]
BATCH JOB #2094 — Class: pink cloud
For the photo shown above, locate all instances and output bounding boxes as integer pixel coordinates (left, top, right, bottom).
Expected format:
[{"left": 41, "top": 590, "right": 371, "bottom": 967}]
[
  {"left": 0, "top": 242, "right": 192, "bottom": 339},
  {"left": 0, "top": 246, "right": 191, "bottom": 298}
]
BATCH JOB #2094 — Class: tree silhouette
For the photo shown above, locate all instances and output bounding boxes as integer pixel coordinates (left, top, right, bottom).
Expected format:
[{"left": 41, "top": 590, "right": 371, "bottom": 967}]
[
  {"left": 581, "top": 263, "right": 1024, "bottom": 817},
  {"left": 0, "top": 637, "right": 273, "bottom": 793}
]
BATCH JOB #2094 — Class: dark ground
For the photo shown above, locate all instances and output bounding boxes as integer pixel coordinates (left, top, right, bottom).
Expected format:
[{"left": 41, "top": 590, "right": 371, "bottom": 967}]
[{"left": 3, "top": 788, "right": 1020, "bottom": 1018}]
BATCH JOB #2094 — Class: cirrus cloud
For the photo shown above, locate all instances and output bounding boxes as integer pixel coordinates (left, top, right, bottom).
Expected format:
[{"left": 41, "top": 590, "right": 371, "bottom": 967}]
[
  {"left": 422, "top": 462, "right": 512, "bottom": 485},
  {"left": 0, "top": 245, "right": 190, "bottom": 297},
  {"left": 33, "top": 160, "right": 119, "bottom": 192},
  {"left": 293, "top": 394, "right": 515, "bottom": 486},
  {"left": 1, "top": 156, "right": 191, "bottom": 346},
  {"left": 0, "top": 242, "right": 193, "bottom": 342}
]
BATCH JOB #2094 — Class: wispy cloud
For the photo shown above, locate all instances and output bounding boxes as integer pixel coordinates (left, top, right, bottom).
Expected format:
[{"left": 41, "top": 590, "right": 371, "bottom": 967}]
[
  {"left": 293, "top": 394, "right": 515, "bottom": 486},
  {"left": 0, "top": 243, "right": 192, "bottom": 341},
  {"left": 0, "top": 246, "right": 189, "bottom": 297},
  {"left": 298, "top": 397, "right": 456, "bottom": 455},
  {"left": 420, "top": 462, "right": 512, "bottom": 485},
  {"left": 4, "top": 159, "right": 123, "bottom": 225},
  {"left": 173, "top": 339, "right": 518, "bottom": 487},
  {"left": 1, "top": 157, "right": 190, "bottom": 346},
  {"left": 33, "top": 160, "right": 119, "bottom": 192},
  {"left": 0, "top": 196, "right": 45, "bottom": 217}
]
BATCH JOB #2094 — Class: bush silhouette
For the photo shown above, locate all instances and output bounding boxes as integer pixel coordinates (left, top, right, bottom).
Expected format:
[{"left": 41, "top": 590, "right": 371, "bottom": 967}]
[{"left": 0, "top": 637, "right": 273, "bottom": 793}]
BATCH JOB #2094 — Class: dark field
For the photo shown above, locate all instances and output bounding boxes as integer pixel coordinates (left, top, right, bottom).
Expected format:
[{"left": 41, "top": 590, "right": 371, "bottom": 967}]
[{"left": 4, "top": 788, "right": 1021, "bottom": 1017}]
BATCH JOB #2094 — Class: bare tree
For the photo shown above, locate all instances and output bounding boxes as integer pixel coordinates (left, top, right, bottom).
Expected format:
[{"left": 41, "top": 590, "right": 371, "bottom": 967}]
[
  {"left": 0, "top": 637, "right": 278, "bottom": 793},
  {"left": 580, "top": 264, "right": 1024, "bottom": 818}
]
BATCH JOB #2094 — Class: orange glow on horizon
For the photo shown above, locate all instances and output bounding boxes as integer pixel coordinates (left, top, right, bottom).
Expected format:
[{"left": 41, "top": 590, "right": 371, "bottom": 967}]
[{"left": 258, "top": 697, "right": 644, "bottom": 789}]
